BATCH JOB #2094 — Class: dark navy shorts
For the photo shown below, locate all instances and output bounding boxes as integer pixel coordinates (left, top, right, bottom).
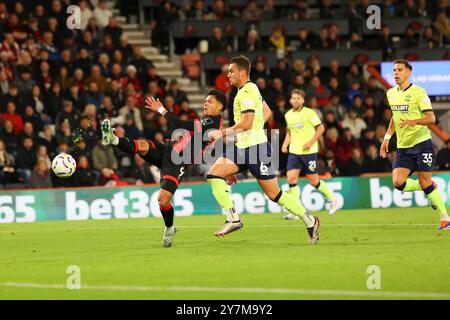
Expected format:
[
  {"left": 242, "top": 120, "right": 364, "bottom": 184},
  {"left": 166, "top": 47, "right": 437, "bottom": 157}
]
[
  {"left": 223, "top": 141, "right": 276, "bottom": 180},
  {"left": 393, "top": 139, "right": 435, "bottom": 173},
  {"left": 287, "top": 153, "right": 318, "bottom": 174}
]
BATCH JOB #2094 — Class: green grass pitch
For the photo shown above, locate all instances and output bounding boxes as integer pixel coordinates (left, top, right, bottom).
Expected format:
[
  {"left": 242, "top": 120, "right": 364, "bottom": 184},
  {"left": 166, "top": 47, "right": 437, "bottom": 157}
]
[{"left": 0, "top": 207, "right": 449, "bottom": 300}]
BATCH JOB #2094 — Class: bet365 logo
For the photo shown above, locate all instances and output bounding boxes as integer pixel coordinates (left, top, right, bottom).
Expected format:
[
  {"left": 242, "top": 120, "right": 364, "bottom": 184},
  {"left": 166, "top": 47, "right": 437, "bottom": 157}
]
[{"left": 66, "top": 5, "right": 81, "bottom": 30}]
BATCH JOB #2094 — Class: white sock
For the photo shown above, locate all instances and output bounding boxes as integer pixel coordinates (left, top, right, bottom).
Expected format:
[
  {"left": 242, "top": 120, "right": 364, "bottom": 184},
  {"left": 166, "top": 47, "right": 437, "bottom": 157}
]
[
  {"left": 112, "top": 135, "right": 119, "bottom": 145},
  {"left": 301, "top": 212, "right": 315, "bottom": 228},
  {"left": 226, "top": 208, "right": 240, "bottom": 222}
]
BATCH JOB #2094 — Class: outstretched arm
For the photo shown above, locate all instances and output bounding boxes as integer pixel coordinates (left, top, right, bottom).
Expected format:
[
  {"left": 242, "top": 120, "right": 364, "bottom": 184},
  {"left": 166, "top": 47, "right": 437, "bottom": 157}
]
[{"left": 145, "top": 96, "right": 196, "bottom": 131}]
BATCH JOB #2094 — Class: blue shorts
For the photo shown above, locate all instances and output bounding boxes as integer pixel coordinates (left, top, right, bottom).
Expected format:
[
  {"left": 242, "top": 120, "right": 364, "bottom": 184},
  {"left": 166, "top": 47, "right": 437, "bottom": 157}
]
[
  {"left": 287, "top": 153, "right": 318, "bottom": 174},
  {"left": 393, "top": 139, "right": 435, "bottom": 173},
  {"left": 223, "top": 141, "right": 276, "bottom": 180}
]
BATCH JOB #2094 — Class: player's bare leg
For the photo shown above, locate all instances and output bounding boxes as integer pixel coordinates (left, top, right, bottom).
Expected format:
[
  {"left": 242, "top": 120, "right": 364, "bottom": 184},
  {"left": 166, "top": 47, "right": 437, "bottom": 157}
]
[
  {"left": 159, "top": 189, "right": 177, "bottom": 247},
  {"left": 306, "top": 173, "right": 338, "bottom": 215},
  {"left": 258, "top": 177, "right": 320, "bottom": 245},
  {"left": 417, "top": 171, "right": 450, "bottom": 230},
  {"left": 284, "top": 169, "right": 301, "bottom": 220},
  {"left": 207, "top": 157, "right": 243, "bottom": 236}
]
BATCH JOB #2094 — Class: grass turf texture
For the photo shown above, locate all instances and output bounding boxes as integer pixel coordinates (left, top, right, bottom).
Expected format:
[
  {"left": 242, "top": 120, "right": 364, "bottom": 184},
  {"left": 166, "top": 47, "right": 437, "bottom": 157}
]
[{"left": 0, "top": 207, "right": 449, "bottom": 300}]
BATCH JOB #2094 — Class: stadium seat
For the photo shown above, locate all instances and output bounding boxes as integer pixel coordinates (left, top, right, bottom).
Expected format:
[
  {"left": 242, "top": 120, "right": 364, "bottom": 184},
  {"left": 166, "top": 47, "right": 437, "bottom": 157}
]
[{"left": 182, "top": 53, "right": 201, "bottom": 80}]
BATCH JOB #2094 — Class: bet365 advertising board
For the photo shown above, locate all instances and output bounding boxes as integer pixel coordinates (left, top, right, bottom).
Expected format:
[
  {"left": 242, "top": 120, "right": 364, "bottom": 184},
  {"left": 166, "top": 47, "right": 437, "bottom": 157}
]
[{"left": 1, "top": 173, "right": 450, "bottom": 223}]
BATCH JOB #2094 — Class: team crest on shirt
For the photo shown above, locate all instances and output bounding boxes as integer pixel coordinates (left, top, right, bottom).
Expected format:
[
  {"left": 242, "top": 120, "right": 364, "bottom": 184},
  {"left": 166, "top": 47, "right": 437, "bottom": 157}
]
[
  {"left": 293, "top": 122, "right": 304, "bottom": 128},
  {"left": 200, "top": 117, "right": 213, "bottom": 126},
  {"left": 404, "top": 94, "right": 411, "bottom": 102},
  {"left": 392, "top": 105, "right": 409, "bottom": 112}
]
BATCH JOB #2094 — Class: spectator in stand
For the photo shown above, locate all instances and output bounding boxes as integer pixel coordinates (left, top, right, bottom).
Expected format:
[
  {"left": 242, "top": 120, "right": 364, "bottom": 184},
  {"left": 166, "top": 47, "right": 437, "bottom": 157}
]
[
  {"left": 267, "top": 26, "right": 286, "bottom": 56},
  {"left": 129, "top": 154, "right": 158, "bottom": 184},
  {"left": 265, "top": 77, "right": 286, "bottom": 108},
  {"left": 79, "top": 0, "right": 93, "bottom": 30},
  {"left": 104, "top": 16, "right": 123, "bottom": 47},
  {"left": 215, "top": 64, "right": 232, "bottom": 95},
  {"left": 36, "top": 145, "right": 51, "bottom": 169},
  {"left": 123, "top": 114, "right": 140, "bottom": 141},
  {"left": 434, "top": 11, "right": 450, "bottom": 43},
  {"left": 360, "top": 127, "right": 379, "bottom": 151},
  {"left": 208, "top": 0, "right": 230, "bottom": 21},
  {"left": 320, "top": 0, "right": 336, "bottom": 18},
  {"left": 55, "top": 100, "right": 81, "bottom": 131},
  {"left": 436, "top": 139, "right": 450, "bottom": 170},
  {"left": 38, "top": 125, "right": 57, "bottom": 157},
  {"left": 92, "top": 143, "right": 119, "bottom": 186},
  {"left": 87, "top": 65, "right": 108, "bottom": 94},
  {"left": 290, "top": 0, "right": 309, "bottom": 20},
  {"left": 341, "top": 147, "right": 364, "bottom": 176},
  {"left": 29, "top": 159, "right": 52, "bottom": 189},
  {"left": 323, "top": 110, "right": 343, "bottom": 133},
  {"left": 94, "top": 0, "right": 113, "bottom": 29},
  {"left": 365, "top": 76, "right": 385, "bottom": 106},
  {"left": 421, "top": 25, "right": 440, "bottom": 49},
  {"left": 129, "top": 47, "right": 151, "bottom": 76},
  {"left": 0, "top": 139, "right": 17, "bottom": 184},
  {"left": 0, "top": 33, "right": 20, "bottom": 64},
  {"left": 118, "top": 35, "right": 133, "bottom": 64},
  {"left": 379, "top": 25, "right": 396, "bottom": 60},
  {"left": 119, "top": 96, "right": 143, "bottom": 133},
  {"left": 306, "top": 76, "right": 331, "bottom": 107},
  {"left": 329, "top": 23, "right": 341, "bottom": 48},
  {"left": 2, "top": 102, "right": 23, "bottom": 135},
  {"left": 65, "top": 83, "right": 87, "bottom": 113},
  {"left": 73, "top": 154, "right": 97, "bottom": 187},
  {"left": 251, "top": 60, "right": 269, "bottom": 83},
  {"left": 362, "top": 143, "right": 391, "bottom": 173},
  {"left": 239, "top": 28, "right": 264, "bottom": 52},
  {"left": 19, "top": 121, "right": 37, "bottom": 146},
  {"left": 123, "top": 65, "right": 142, "bottom": 93},
  {"left": 271, "top": 58, "right": 291, "bottom": 93},
  {"left": 15, "top": 137, "right": 37, "bottom": 183},
  {"left": 151, "top": 1, "right": 179, "bottom": 53},
  {"left": 342, "top": 108, "right": 367, "bottom": 139},
  {"left": 242, "top": 0, "right": 262, "bottom": 22},
  {"left": 208, "top": 27, "right": 232, "bottom": 53},
  {"left": 16, "top": 67, "right": 36, "bottom": 97},
  {"left": 85, "top": 82, "right": 104, "bottom": 110},
  {"left": 1, "top": 120, "right": 19, "bottom": 153},
  {"left": 346, "top": 81, "right": 363, "bottom": 106},
  {"left": 289, "top": 28, "right": 312, "bottom": 51},
  {"left": 166, "top": 79, "right": 189, "bottom": 106}
]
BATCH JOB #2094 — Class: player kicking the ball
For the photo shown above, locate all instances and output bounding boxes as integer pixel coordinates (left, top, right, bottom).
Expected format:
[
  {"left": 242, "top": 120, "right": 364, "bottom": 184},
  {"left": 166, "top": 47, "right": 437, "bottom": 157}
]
[
  {"left": 101, "top": 90, "right": 227, "bottom": 247},
  {"left": 207, "top": 55, "right": 320, "bottom": 244},
  {"left": 380, "top": 59, "right": 449, "bottom": 230},
  {"left": 281, "top": 89, "right": 338, "bottom": 220}
]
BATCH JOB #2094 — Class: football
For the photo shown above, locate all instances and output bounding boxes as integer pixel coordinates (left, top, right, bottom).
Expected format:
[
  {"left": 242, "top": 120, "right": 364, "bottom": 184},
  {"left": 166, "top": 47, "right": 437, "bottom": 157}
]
[{"left": 52, "top": 153, "right": 76, "bottom": 178}]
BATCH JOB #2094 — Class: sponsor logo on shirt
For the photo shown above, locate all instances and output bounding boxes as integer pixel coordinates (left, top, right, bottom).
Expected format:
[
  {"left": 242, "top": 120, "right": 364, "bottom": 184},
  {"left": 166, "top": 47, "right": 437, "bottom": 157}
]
[{"left": 392, "top": 105, "right": 409, "bottom": 112}]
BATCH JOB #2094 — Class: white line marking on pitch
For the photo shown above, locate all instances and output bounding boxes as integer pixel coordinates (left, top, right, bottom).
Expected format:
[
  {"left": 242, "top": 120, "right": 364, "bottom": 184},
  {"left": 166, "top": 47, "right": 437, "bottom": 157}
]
[
  {"left": 0, "top": 282, "right": 449, "bottom": 299},
  {"left": 0, "top": 223, "right": 437, "bottom": 233}
]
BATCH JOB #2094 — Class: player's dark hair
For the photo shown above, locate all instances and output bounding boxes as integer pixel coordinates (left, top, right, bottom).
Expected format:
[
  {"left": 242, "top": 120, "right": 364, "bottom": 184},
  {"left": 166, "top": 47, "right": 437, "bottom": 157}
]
[
  {"left": 229, "top": 55, "right": 251, "bottom": 75},
  {"left": 207, "top": 89, "right": 228, "bottom": 112},
  {"left": 393, "top": 59, "right": 412, "bottom": 70}
]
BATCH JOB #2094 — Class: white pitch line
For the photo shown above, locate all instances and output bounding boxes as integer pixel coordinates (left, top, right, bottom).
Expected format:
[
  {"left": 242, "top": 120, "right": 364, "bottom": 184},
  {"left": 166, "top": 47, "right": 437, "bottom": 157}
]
[
  {"left": 0, "top": 282, "right": 449, "bottom": 299},
  {"left": 0, "top": 223, "right": 438, "bottom": 233}
]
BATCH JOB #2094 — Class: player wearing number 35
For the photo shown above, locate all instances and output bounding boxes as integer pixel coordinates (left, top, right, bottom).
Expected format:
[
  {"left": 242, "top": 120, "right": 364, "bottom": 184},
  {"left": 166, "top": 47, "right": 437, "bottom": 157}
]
[{"left": 380, "top": 59, "right": 450, "bottom": 230}]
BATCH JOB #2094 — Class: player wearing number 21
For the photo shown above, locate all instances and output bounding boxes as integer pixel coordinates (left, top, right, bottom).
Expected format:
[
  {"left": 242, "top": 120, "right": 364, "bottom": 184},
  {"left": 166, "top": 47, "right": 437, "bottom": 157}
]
[
  {"left": 281, "top": 89, "right": 338, "bottom": 220},
  {"left": 380, "top": 59, "right": 449, "bottom": 230}
]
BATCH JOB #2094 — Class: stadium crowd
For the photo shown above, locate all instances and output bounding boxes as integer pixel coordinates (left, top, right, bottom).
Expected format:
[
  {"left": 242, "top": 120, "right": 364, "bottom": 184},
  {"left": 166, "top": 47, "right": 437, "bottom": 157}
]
[{"left": 0, "top": 0, "right": 449, "bottom": 189}]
